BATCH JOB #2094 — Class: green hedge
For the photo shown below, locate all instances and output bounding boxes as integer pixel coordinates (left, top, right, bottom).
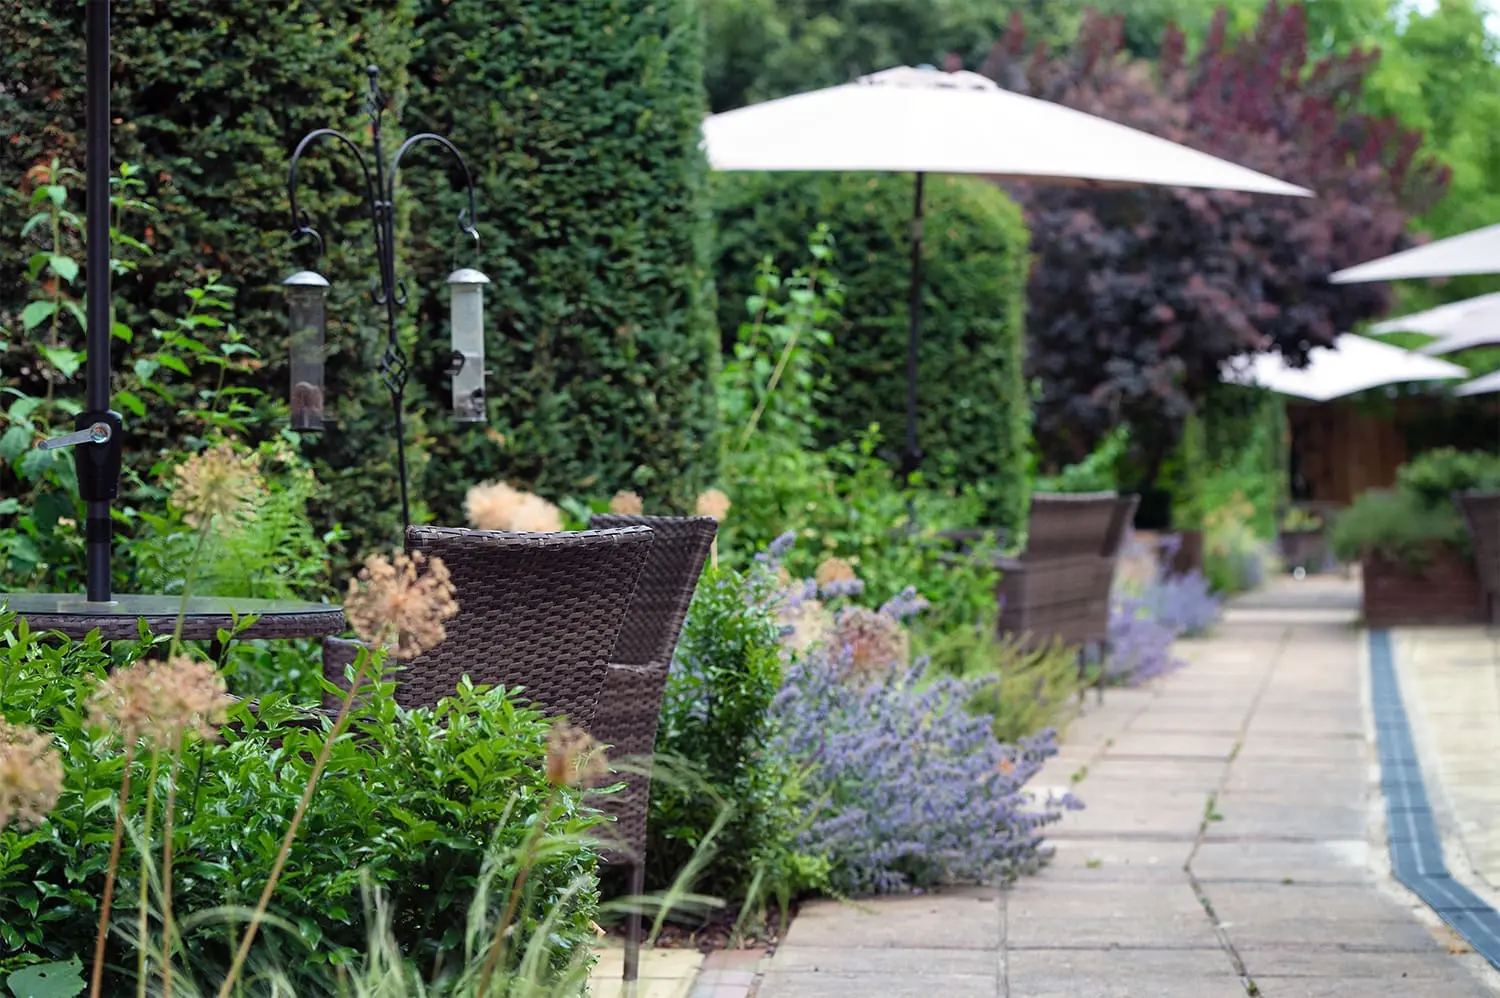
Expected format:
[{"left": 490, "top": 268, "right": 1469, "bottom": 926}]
[
  {"left": 1, "top": 0, "right": 718, "bottom": 559},
  {"left": 713, "top": 172, "right": 1032, "bottom": 533},
  {"left": 0, "top": 0, "right": 421, "bottom": 559},
  {"left": 402, "top": 0, "right": 720, "bottom": 520}
]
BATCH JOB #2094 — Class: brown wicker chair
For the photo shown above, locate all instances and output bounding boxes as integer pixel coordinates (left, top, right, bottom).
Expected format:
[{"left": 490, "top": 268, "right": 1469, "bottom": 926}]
[
  {"left": 588, "top": 514, "right": 717, "bottom": 986},
  {"left": 322, "top": 525, "right": 655, "bottom": 729},
  {"left": 995, "top": 492, "right": 1125, "bottom": 650},
  {"left": 1457, "top": 491, "right": 1500, "bottom": 624}
]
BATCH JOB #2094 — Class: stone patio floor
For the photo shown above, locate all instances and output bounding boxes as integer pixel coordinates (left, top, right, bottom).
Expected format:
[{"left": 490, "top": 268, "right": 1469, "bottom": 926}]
[{"left": 744, "top": 576, "right": 1500, "bottom": 997}]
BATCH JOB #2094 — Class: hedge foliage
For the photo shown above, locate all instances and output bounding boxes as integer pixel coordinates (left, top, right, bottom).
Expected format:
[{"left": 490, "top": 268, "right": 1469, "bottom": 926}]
[
  {"left": 400, "top": 0, "right": 720, "bottom": 521},
  {"left": 1, "top": 0, "right": 719, "bottom": 557},
  {"left": 712, "top": 172, "right": 1031, "bottom": 533},
  {"left": 0, "top": 0, "right": 421, "bottom": 557}
]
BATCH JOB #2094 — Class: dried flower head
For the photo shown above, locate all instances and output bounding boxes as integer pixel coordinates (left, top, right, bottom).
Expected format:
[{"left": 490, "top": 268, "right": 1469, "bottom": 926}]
[
  {"left": 782, "top": 598, "right": 835, "bottom": 654},
  {"left": 545, "top": 720, "right": 608, "bottom": 788},
  {"left": 88, "top": 657, "right": 230, "bottom": 750},
  {"left": 815, "top": 557, "right": 857, "bottom": 587},
  {"left": 144, "top": 656, "right": 230, "bottom": 748},
  {"left": 0, "top": 720, "right": 64, "bottom": 833},
  {"left": 775, "top": 565, "right": 793, "bottom": 589},
  {"left": 345, "top": 551, "right": 460, "bottom": 660},
  {"left": 608, "top": 490, "right": 644, "bottom": 515},
  {"left": 465, "top": 481, "right": 565, "bottom": 533},
  {"left": 170, "top": 442, "right": 264, "bottom": 528},
  {"left": 695, "top": 488, "right": 731, "bottom": 521},
  {"left": 87, "top": 660, "right": 157, "bottom": 741},
  {"left": 835, "top": 608, "right": 910, "bottom": 680}
]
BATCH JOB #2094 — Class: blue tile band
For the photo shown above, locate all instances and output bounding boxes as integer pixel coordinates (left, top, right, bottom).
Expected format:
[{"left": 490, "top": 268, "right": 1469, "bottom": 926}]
[{"left": 1369, "top": 630, "right": 1500, "bottom": 963}]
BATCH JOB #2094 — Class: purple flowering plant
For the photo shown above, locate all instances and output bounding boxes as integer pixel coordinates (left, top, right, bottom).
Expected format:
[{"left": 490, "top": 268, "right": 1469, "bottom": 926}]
[{"left": 764, "top": 540, "right": 1082, "bottom": 894}]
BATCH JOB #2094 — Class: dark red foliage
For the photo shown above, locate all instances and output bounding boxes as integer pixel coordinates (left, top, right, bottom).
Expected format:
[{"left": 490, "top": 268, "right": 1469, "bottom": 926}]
[{"left": 979, "top": 3, "right": 1450, "bottom": 462}]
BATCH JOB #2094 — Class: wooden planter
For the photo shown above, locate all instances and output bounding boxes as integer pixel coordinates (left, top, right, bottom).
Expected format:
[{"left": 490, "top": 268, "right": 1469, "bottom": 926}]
[
  {"left": 1362, "top": 545, "right": 1486, "bottom": 627},
  {"left": 1456, "top": 491, "right": 1500, "bottom": 625}
]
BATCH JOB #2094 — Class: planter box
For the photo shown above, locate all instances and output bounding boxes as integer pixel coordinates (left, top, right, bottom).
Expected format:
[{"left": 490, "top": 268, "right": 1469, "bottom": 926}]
[
  {"left": 1362, "top": 546, "right": 1486, "bottom": 627},
  {"left": 1456, "top": 491, "right": 1500, "bottom": 625}
]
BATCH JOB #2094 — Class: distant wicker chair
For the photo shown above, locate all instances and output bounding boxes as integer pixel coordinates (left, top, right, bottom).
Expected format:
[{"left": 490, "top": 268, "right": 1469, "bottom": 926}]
[
  {"left": 587, "top": 514, "right": 717, "bottom": 987},
  {"left": 321, "top": 525, "right": 655, "bottom": 730}
]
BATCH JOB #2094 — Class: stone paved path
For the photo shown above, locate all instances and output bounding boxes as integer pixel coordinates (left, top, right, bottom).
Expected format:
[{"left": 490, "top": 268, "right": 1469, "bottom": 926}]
[{"left": 755, "top": 577, "right": 1500, "bottom": 997}]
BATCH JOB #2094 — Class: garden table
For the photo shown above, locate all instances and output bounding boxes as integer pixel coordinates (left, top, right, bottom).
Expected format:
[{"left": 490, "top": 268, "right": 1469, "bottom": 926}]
[{"left": 0, "top": 592, "right": 345, "bottom": 642}]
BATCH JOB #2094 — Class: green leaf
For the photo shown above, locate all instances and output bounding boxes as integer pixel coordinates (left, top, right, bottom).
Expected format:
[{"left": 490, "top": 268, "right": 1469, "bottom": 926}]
[
  {"left": 48, "top": 255, "right": 79, "bottom": 283},
  {"left": 41, "top": 185, "right": 68, "bottom": 208},
  {"left": 133, "top": 358, "right": 160, "bottom": 382},
  {"left": 155, "top": 355, "right": 191, "bottom": 376},
  {"left": 0, "top": 499, "right": 21, "bottom": 515},
  {"left": 0, "top": 426, "right": 31, "bottom": 464},
  {"left": 20, "top": 301, "right": 56, "bottom": 331},
  {"left": 6, "top": 955, "right": 85, "bottom": 998},
  {"left": 111, "top": 321, "right": 133, "bottom": 342},
  {"left": 115, "top": 391, "right": 146, "bottom": 417},
  {"left": 38, "top": 347, "right": 83, "bottom": 379},
  {"left": 18, "top": 447, "right": 56, "bottom": 483}
]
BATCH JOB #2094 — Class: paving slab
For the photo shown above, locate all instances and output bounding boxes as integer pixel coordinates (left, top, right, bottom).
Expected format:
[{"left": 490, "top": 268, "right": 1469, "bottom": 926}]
[{"left": 1004, "top": 948, "right": 1243, "bottom": 998}]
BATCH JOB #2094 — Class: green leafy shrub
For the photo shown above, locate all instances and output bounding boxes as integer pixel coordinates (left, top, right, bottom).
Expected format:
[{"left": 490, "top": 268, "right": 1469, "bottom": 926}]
[
  {"left": 1330, "top": 489, "right": 1470, "bottom": 566},
  {"left": 1033, "top": 425, "right": 1129, "bottom": 495},
  {"left": 0, "top": 623, "right": 601, "bottom": 992},
  {"left": 922, "top": 624, "right": 1083, "bottom": 745},
  {"left": 714, "top": 233, "right": 998, "bottom": 621},
  {"left": 649, "top": 561, "right": 813, "bottom": 907},
  {"left": 1396, "top": 447, "right": 1500, "bottom": 508},
  {"left": 713, "top": 172, "right": 1032, "bottom": 534}
]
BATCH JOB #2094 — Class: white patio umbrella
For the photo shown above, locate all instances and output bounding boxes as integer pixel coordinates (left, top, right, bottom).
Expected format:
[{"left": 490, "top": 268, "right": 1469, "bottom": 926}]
[
  {"left": 1456, "top": 370, "right": 1500, "bottom": 397},
  {"left": 1369, "top": 291, "right": 1500, "bottom": 337},
  {"left": 1221, "top": 334, "right": 1468, "bottom": 402},
  {"left": 703, "top": 66, "right": 1311, "bottom": 482},
  {"left": 1331, "top": 222, "right": 1500, "bottom": 284}
]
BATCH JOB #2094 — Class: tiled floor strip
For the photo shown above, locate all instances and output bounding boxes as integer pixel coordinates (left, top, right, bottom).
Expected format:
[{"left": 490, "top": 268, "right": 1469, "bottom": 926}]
[{"left": 1369, "top": 629, "right": 1500, "bottom": 963}]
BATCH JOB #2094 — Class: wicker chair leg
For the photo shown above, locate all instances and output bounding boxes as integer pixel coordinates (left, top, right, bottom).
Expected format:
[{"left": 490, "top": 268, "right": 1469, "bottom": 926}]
[{"left": 624, "top": 860, "right": 645, "bottom": 986}]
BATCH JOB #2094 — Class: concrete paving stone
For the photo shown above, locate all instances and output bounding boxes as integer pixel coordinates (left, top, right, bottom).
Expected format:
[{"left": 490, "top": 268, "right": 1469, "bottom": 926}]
[
  {"left": 1079, "top": 759, "right": 1227, "bottom": 794},
  {"left": 1204, "top": 800, "right": 1368, "bottom": 841},
  {"left": 1201, "top": 883, "right": 1423, "bottom": 923},
  {"left": 1004, "top": 882, "right": 1220, "bottom": 949},
  {"left": 1221, "top": 763, "right": 1368, "bottom": 797},
  {"left": 1238, "top": 948, "right": 1485, "bottom": 979},
  {"left": 770, "top": 946, "right": 996, "bottom": 976},
  {"left": 1003, "top": 948, "right": 1243, "bottom": 998},
  {"left": 1190, "top": 840, "right": 1373, "bottom": 884},
  {"left": 1040, "top": 838, "right": 1193, "bottom": 880},
  {"left": 756, "top": 970, "right": 995, "bottom": 998},
  {"left": 590, "top": 977, "right": 694, "bottom": 998},
  {"left": 1050, "top": 800, "right": 1208, "bottom": 837},
  {"left": 1234, "top": 736, "right": 1369, "bottom": 764},
  {"left": 1102, "top": 732, "right": 1241, "bottom": 760},
  {"left": 1249, "top": 975, "right": 1491, "bottom": 998},
  {"left": 781, "top": 892, "right": 1000, "bottom": 951}
]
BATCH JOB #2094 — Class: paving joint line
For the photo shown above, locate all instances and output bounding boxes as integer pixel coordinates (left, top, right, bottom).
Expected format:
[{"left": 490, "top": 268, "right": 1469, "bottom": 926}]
[{"left": 1184, "top": 622, "right": 1293, "bottom": 997}]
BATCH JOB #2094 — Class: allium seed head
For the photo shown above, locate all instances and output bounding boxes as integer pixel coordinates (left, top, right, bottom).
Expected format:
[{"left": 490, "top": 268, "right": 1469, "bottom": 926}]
[
  {"left": 695, "top": 489, "right": 731, "bottom": 521},
  {"left": 545, "top": 720, "right": 608, "bottom": 788},
  {"left": 465, "top": 481, "right": 564, "bottom": 533},
  {"left": 345, "top": 551, "right": 460, "bottom": 660},
  {"left": 170, "top": 442, "right": 264, "bottom": 528},
  {"left": 608, "top": 490, "right": 644, "bottom": 515},
  {"left": 0, "top": 720, "right": 64, "bottom": 833}
]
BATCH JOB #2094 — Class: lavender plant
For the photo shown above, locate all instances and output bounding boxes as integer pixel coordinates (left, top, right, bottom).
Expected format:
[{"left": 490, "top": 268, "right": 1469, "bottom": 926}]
[
  {"left": 1104, "top": 594, "right": 1185, "bottom": 686},
  {"left": 1137, "top": 569, "right": 1222, "bottom": 638},
  {"left": 769, "top": 645, "right": 1081, "bottom": 894}
]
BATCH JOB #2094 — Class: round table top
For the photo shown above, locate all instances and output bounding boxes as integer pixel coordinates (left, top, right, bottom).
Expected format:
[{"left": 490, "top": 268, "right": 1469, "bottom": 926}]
[{"left": 0, "top": 592, "right": 346, "bottom": 642}]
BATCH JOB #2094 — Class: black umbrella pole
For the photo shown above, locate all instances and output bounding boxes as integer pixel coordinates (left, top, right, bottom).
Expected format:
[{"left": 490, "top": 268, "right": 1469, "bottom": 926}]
[
  {"left": 901, "top": 171, "right": 926, "bottom": 489},
  {"left": 82, "top": 0, "right": 120, "bottom": 602}
]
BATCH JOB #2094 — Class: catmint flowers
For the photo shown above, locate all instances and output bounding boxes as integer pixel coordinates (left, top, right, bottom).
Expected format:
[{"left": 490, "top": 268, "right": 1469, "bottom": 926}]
[
  {"left": 344, "top": 551, "right": 460, "bottom": 660},
  {"left": 0, "top": 720, "right": 64, "bottom": 833}
]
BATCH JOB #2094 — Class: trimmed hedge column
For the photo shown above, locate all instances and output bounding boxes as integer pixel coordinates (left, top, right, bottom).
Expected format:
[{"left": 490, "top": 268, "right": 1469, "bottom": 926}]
[{"left": 713, "top": 172, "right": 1032, "bottom": 533}]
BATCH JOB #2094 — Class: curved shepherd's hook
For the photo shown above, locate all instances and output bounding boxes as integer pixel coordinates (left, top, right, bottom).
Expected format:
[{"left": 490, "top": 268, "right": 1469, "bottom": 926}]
[
  {"left": 285, "top": 127, "right": 379, "bottom": 263},
  {"left": 390, "top": 132, "right": 482, "bottom": 248}
]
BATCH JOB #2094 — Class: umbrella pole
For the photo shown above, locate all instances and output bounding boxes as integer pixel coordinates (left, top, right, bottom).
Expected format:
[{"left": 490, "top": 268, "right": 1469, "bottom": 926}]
[
  {"left": 901, "top": 171, "right": 926, "bottom": 492},
  {"left": 82, "top": 0, "right": 121, "bottom": 602}
]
